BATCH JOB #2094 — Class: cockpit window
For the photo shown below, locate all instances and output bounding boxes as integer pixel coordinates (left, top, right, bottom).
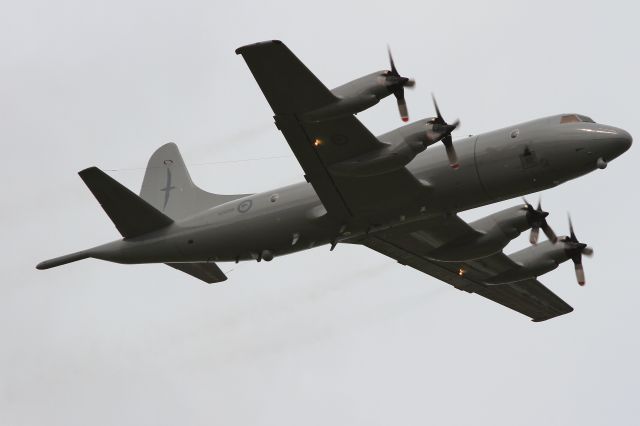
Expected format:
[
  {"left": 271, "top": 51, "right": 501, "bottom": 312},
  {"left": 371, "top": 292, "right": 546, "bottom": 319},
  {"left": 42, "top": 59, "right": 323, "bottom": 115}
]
[
  {"left": 577, "top": 114, "right": 595, "bottom": 123},
  {"left": 560, "top": 114, "right": 595, "bottom": 124}
]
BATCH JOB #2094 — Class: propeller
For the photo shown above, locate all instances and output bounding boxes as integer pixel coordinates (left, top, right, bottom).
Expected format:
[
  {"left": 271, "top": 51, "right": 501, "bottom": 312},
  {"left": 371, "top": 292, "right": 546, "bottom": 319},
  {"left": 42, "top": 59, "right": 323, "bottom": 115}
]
[
  {"left": 427, "top": 95, "right": 461, "bottom": 169},
  {"left": 385, "top": 47, "right": 415, "bottom": 122},
  {"left": 561, "top": 215, "right": 594, "bottom": 286},
  {"left": 522, "top": 197, "right": 558, "bottom": 244}
]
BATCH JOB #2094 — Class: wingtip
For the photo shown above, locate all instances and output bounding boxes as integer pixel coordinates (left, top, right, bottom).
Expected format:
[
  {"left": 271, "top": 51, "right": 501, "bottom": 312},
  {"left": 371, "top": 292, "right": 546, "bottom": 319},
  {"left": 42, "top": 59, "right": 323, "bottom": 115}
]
[{"left": 531, "top": 305, "right": 575, "bottom": 322}]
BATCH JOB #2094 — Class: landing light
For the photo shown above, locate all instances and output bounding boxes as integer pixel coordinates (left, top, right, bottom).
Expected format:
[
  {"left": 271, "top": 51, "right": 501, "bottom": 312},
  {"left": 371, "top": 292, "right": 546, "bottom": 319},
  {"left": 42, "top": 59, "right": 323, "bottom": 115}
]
[
  {"left": 458, "top": 267, "right": 465, "bottom": 277},
  {"left": 313, "top": 138, "right": 323, "bottom": 147}
]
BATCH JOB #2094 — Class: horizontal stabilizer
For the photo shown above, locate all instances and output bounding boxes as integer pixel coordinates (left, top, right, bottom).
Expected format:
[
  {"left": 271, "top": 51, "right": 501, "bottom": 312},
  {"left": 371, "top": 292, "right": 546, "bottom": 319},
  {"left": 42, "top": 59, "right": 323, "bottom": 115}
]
[
  {"left": 79, "top": 167, "right": 174, "bottom": 239},
  {"left": 166, "top": 262, "right": 228, "bottom": 284}
]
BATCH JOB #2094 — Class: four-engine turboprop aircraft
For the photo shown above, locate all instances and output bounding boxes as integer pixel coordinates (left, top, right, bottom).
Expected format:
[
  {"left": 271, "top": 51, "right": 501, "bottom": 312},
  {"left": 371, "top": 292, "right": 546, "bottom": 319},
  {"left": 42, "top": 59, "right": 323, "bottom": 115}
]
[{"left": 37, "top": 40, "right": 632, "bottom": 321}]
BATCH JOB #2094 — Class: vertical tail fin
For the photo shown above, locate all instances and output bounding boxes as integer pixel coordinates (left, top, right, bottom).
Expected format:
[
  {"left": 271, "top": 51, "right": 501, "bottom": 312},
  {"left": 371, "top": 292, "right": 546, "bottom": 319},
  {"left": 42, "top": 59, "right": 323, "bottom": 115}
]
[{"left": 140, "top": 143, "right": 249, "bottom": 221}]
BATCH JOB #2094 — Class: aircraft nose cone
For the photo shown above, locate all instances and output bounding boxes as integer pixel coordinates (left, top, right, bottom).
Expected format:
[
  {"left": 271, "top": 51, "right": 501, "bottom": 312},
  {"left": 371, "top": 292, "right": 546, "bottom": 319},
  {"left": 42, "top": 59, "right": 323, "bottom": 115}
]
[
  {"left": 601, "top": 127, "right": 632, "bottom": 161},
  {"left": 617, "top": 128, "right": 633, "bottom": 151},
  {"left": 610, "top": 128, "right": 632, "bottom": 158}
]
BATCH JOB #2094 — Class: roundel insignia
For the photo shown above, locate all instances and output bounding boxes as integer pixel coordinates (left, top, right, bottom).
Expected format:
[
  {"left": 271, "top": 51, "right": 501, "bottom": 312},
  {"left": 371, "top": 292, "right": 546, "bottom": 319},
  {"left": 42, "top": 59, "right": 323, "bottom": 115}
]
[{"left": 237, "top": 199, "right": 253, "bottom": 213}]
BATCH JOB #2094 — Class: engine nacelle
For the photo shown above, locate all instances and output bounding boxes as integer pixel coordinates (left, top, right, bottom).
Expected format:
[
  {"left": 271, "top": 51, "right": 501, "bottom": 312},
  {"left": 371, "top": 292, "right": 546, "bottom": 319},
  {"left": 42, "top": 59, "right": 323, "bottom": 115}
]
[
  {"left": 485, "top": 240, "right": 571, "bottom": 284},
  {"left": 329, "top": 119, "right": 431, "bottom": 177},
  {"left": 302, "top": 71, "right": 393, "bottom": 122},
  {"left": 427, "top": 205, "right": 536, "bottom": 261}
]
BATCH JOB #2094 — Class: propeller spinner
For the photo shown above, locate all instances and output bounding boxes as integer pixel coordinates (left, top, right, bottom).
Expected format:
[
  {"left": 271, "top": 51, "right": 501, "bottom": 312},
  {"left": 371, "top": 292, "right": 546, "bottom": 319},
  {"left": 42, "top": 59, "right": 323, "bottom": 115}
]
[
  {"left": 385, "top": 47, "right": 415, "bottom": 122},
  {"left": 523, "top": 198, "right": 558, "bottom": 245}
]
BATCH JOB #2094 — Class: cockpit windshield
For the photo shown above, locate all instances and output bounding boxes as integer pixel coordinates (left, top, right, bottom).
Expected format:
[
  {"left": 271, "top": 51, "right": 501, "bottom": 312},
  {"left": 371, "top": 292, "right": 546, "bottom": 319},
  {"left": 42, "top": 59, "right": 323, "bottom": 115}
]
[{"left": 560, "top": 114, "right": 595, "bottom": 124}]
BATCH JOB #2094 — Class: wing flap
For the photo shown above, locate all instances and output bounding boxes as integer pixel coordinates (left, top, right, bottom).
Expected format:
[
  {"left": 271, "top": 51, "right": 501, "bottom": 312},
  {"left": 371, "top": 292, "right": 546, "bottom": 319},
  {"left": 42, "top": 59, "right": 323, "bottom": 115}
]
[{"left": 273, "top": 115, "right": 353, "bottom": 219}]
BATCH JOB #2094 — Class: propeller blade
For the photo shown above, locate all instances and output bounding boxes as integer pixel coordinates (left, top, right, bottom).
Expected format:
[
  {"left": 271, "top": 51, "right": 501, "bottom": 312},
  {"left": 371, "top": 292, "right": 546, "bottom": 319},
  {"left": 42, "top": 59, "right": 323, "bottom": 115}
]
[
  {"left": 396, "top": 92, "right": 409, "bottom": 122},
  {"left": 574, "top": 261, "right": 586, "bottom": 286},
  {"left": 530, "top": 226, "right": 540, "bottom": 245},
  {"left": 536, "top": 198, "right": 542, "bottom": 211},
  {"left": 386, "top": 47, "right": 414, "bottom": 121},
  {"left": 564, "top": 216, "right": 591, "bottom": 286},
  {"left": 387, "top": 46, "right": 399, "bottom": 76},
  {"left": 443, "top": 136, "right": 459, "bottom": 169},
  {"left": 432, "top": 94, "right": 444, "bottom": 122},
  {"left": 568, "top": 215, "right": 577, "bottom": 241},
  {"left": 524, "top": 196, "right": 557, "bottom": 244},
  {"left": 428, "top": 95, "right": 460, "bottom": 168},
  {"left": 542, "top": 223, "right": 558, "bottom": 244}
]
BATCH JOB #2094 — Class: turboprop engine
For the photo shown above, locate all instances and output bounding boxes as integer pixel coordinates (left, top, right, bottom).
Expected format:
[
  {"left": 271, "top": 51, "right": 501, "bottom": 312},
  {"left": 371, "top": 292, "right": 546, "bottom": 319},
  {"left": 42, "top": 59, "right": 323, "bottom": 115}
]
[
  {"left": 302, "top": 48, "right": 415, "bottom": 123},
  {"left": 329, "top": 119, "right": 430, "bottom": 177},
  {"left": 486, "top": 217, "right": 593, "bottom": 286},
  {"left": 329, "top": 98, "right": 461, "bottom": 177},
  {"left": 427, "top": 200, "right": 558, "bottom": 262}
]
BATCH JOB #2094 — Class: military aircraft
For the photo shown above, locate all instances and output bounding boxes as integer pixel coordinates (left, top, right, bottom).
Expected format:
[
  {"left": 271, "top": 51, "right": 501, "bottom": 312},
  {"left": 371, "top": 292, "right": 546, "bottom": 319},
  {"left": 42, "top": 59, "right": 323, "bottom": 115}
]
[{"left": 37, "top": 40, "right": 632, "bottom": 322}]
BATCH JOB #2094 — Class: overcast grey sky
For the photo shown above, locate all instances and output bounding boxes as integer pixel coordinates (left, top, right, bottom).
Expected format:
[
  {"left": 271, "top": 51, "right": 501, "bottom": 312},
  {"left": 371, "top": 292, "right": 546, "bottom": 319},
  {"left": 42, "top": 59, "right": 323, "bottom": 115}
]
[{"left": 2, "top": 0, "right": 639, "bottom": 425}]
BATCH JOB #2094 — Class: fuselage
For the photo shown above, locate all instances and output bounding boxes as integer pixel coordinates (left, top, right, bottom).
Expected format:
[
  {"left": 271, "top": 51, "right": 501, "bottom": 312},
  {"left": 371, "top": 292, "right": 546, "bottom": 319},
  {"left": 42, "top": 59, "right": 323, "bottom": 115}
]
[{"left": 90, "top": 114, "right": 632, "bottom": 265}]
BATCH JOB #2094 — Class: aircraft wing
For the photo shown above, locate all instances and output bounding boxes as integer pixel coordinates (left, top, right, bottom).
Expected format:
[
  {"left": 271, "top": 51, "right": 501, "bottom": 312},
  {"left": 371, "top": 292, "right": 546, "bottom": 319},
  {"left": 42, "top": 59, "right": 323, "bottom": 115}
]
[
  {"left": 236, "top": 40, "right": 426, "bottom": 223},
  {"left": 352, "top": 215, "right": 573, "bottom": 322}
]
